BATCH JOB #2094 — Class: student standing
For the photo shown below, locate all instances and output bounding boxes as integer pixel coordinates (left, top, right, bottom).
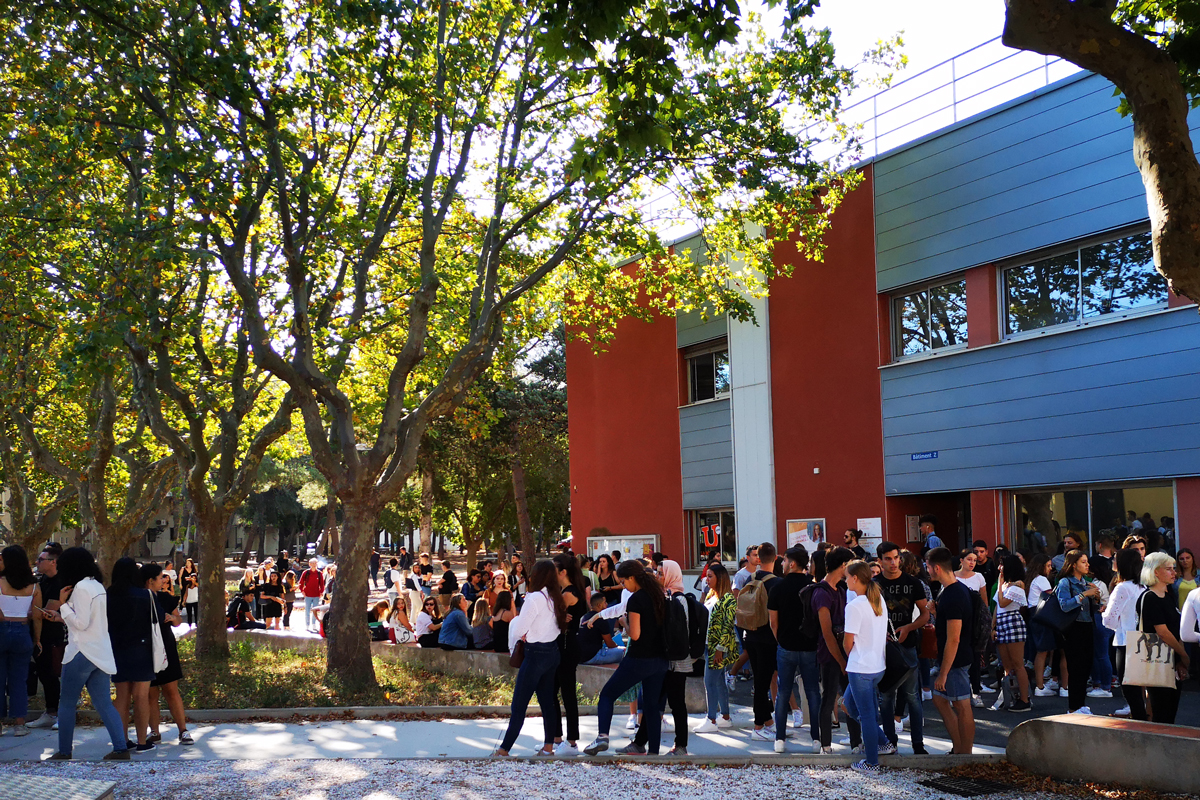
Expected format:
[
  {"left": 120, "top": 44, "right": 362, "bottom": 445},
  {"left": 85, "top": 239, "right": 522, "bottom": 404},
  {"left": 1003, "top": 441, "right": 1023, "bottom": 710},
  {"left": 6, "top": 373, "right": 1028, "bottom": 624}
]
[
  {"left": 925, "top": 547, "right": 975, "bottom": 755},
  {"left": 813, "top": 546, "right": 855, "bottom": 754},
  {"left": 1129, "top": 553, "right": 1191, "bottom": 723},
  {"left": 494, "top": 560, "right": 565, "bottom": 757},
  {"left": 843, "top": 560, "right": 895, "bottom": 773},
  {"left": 991, "top": 554, "right": 1032, "bottom": 711},
  {"left": 550, "top": 553, "right": 588, "bottom": 756},
  {"left": 1102, "top": 548, "right": 1145, "bottom": 717},
  {"left": 141, "top": 564, "right": 193, "bottom": 745},
  {"left": 27, "top": 543, "right": 64, "bottom": 731},
  {"left": 1055, "top": 550, "right": 1100, "bottom": 713},
  {"left": 875, "top": 541, "right": 931, "bottom": 753},
  {"left": 298, "top": 559, "right": 325, "bottom": 631},
  {"left": 628, "top": 559, "right": 691, "bottom": 756},
  {"left": 583, "top": 560, "right": 669, "bottom": 756},
  {"left": 769, "top": 546, "right": 819, "bottom": 751},
  {"left": 695, "top": 563, "right": 736, "bottom": 731},
  {"left": 0, "top": 546, "right": 41, "bottom": 737},
  {"left": 108, "top": 557, "right": 156, "bottom": 752},
  {"left": 741, "top": 542, "right": 780, "bottom": 740}
]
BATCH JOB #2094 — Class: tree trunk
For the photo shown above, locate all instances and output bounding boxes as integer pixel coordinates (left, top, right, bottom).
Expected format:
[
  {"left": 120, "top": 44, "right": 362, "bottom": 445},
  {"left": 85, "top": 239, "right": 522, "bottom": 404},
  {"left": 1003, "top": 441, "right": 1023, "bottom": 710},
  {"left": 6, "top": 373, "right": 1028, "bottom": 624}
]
[
  {"left": 194, "top": 510, "right": 231, "bottom": 661},
  {"left": 238, "top": 509, "right": 255, "bottom": 568},
  {"left": 94, "top": 533, "right": 126, "bottom": 579},
  {"left": 325, "top": 498, "right": 377, "bottom": 689},
  {"left": 419, "top": 469, "right": 433, "bottom": 555},
  {"left": 511, "top": 437, "right": 536, "bottom": 566},
  {"left": 464, "top": 524, "right": 479, "bottom": 572},
  {"left": 325, "top": 490, "right": 339, "bottom": 557}
]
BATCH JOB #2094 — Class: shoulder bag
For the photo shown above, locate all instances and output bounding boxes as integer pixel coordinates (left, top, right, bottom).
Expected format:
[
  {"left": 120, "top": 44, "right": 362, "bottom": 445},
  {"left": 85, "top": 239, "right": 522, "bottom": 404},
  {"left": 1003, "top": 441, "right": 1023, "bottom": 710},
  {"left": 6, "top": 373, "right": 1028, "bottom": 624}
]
[
  {"left": 149, "top": 593, "right": 169, "bottom": 673},
  {"left": 1032, "top": 587, "right": 1080, "bottom": 633},
  {"left": 1123, "top": 593, "right": 1176, "bottom": 689},
  {"left": 880, "top": 619, "right": 915, "bottom": 693}
]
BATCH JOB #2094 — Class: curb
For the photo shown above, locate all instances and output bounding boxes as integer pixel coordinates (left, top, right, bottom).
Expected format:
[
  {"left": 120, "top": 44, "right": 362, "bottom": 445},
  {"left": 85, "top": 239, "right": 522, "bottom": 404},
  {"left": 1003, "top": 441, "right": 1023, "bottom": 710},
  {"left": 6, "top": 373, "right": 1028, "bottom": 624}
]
[
  {"left": 457, "top": 753, "right": 1008, "bottom": 769},
  {"left": 76, "top": 705, "right": 601, "bottom": 723}
]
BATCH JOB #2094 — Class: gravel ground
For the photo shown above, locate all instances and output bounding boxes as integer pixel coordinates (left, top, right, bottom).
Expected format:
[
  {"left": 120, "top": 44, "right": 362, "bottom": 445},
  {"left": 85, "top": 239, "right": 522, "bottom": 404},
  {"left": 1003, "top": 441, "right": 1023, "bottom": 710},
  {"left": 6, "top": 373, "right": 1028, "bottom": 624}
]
[{"left": 0, "top": 759, "right": 1078, "bottom": 800}]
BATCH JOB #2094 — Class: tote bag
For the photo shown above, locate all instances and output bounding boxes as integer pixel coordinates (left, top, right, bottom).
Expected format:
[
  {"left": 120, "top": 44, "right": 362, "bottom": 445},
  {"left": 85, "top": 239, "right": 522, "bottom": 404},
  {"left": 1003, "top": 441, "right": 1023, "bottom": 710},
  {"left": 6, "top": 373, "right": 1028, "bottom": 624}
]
[
  {"left": 1123, "top": 593, "right": 1176, "bottom": 689},
  {"left": 149, "top": 594, "right": 169, "bottom": 674},
  {"left": 1032, "top": 590, "right": 1079, "bottom": 633}
]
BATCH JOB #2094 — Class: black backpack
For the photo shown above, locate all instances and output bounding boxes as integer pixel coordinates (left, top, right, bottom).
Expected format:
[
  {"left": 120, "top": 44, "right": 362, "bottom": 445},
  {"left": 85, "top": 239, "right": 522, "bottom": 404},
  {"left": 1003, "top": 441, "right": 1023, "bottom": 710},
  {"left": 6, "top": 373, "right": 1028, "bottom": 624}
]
[
  {"left": 798, "top": 582, "right": 824, "bottom": 641},
  {"left": 664, "top": 592, "right": 701, "bottom": 661},
  {"left": 682, "top": 592, "right": 709, "bottom": 660},
  {"left": 383, "top": 569, "right": 394, "bottom": 590}
]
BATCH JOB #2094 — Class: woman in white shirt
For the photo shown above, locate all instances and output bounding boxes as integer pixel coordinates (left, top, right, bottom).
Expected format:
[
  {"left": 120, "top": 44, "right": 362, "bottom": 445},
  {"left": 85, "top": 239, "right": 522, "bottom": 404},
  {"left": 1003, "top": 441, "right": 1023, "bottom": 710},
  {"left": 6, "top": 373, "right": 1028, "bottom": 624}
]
[
  {"left": 413, "top": 597, "right": 442, "bottom": 648},
  {"left": 991, "top": 555, "right": 1031, "bottom": 711},
  {"left": 0, "top": 545, "right": 41, "bottom": 737},
  {"left": 1102, "top": 548, "right": 1145, "bottom": 717},
  {"left": 1024, "top": 554, "right": 1057, "bottom": 696},
  {"left": 842, "top": 560, "right": 894, "bottom": 773},
  {"left": 493, "top": 559, "right": 565, "bottom": 757},
  {"left": 44, "top": 548, "right": 129, "bottom": 760}
]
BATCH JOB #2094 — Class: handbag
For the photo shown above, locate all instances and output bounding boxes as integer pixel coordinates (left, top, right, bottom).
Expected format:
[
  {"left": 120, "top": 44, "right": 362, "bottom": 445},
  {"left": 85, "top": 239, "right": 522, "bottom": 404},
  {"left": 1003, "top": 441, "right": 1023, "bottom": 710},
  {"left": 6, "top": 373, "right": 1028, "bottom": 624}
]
[
  {"left": 1032, "top": 590, "right": 1080, "bottom": 633},
  {"left": 149, "top": 594, "right": 169, "bottom": 674},
  {"left": 1123, "top": 593, "right": 1176, "bottom": 689},
  {"left": 880, "top": 619, "right": 915, "bottom": 693},
  {"left": 509, "top": 639, "right": 525, "bottom": 668},
  {"left": 918, "top": 624, "right": 938, "bottom": 660}
]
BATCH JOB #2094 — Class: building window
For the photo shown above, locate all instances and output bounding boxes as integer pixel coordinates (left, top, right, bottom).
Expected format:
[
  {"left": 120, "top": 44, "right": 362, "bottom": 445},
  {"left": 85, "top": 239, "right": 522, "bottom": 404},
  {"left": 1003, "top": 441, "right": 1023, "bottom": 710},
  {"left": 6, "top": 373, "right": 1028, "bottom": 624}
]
[
  {"left": 1004, "top": 231, "right": 1166, "bottom": 336},
  {"left": 894, "top": 278, "right": 967, "bottom": 358},
  {"left": 686, "top": 342, "right": 730, "bottom": 403},
  {"left": 691, "top": 509, "right": 735, "bottom": 567}
]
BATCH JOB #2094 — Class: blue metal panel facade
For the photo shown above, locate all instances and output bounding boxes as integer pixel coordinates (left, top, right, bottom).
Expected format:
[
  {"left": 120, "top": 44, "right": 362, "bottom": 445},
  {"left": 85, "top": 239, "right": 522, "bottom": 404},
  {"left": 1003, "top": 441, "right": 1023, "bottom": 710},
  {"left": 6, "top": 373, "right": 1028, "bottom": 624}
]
[
  {"left": 680, "top": 399, "right": 735, "bottom": 508},
  {"left": 874, "top": 73, "right": 1200, "bottom": 292},
  {"left": 881, "top": 309, "right": 1200, "bottom": 494}
]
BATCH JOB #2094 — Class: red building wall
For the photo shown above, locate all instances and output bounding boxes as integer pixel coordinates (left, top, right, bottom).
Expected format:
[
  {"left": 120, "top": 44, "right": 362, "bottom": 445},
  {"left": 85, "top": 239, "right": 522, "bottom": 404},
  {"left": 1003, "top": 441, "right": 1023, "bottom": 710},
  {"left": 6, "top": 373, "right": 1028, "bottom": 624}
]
[
  {"left": 769, "top": 166, "right": 891, "bottom": 546},
  {"left": 566, "top": 311, "right": 687, "bottom": 556}
]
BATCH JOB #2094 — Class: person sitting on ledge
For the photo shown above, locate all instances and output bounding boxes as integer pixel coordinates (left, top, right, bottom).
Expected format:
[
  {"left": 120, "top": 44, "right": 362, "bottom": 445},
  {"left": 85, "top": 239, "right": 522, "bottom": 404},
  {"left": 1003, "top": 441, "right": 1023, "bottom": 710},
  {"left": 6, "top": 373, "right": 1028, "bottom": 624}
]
[
  {"left": 438, "top": 592, "right": 473, "bottom": 650},
  {"left": 226, "top": 588, "right": 265, "bottom": 630}
]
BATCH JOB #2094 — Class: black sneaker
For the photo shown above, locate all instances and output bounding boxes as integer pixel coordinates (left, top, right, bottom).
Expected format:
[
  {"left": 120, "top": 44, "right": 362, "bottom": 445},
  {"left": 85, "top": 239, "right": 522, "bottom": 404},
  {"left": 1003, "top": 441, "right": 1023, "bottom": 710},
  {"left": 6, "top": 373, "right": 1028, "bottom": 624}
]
[
  {"left": 135, "top": 742, "right": 156, "bottom": 753},
  {"left": 1008, "top": 700, "right": 1033, "bottom": 712},
  {"left": 616, "top": 742, "right": 647, "bottom": 755},
  {"left": 103, "top": 750, "right": 130, "bottom": 761},
  {"left": 851, "top": 759, "right": 884, "bottom": 774},
  {"left": 47, "top": 752, "right": 72, "bottom": 761}
]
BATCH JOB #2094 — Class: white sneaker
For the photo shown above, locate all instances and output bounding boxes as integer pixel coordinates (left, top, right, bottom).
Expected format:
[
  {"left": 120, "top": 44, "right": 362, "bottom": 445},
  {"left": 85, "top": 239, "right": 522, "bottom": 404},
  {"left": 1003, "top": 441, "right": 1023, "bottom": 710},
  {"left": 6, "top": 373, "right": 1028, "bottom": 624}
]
[
  {"left": 26, "top": 714, "right": 56, "bottom": 730},
  {"left": 1069, "top": 706, "right": 1093, "bottom": 715},
  {"left": 921, "top": 689, "right": 933, "bottom": 702},
  {"left": 811, "top": 740, "right": 823, "bottom": 753},
  {"left": 980, "top": 684, "right": 997, "bottom": 693},
  {"left": 1112, "top": 705, "right": 1131, "bottom": 717},
  {"left": 1045, "top": 679, "right": 1060, "bottom": 690},
  {"left": 1044, "top": 667, "right": 1053, "bottom": 680},
  {"left": 792, "top": 709, "right": 803, "bottom": 729},
  {"left": 1034, "top": 686, "right": 1058, "bottom": 697},
  {"left": 694, "top": 719, "right": 720, "bottom": 733},
  {"left": 901, "top": 716, "right": 910, "bottom": 731},
  {"left": 554, "top": 741, "right": 580, "bottom": 757},
  {"left": 877, "top": 740, "right": 898, "bottom": 756},
  {"left": 11, "top": 725, "right": 29, "bottom": 737},
  {"left": 821, "top": 746, "right": 834, "bottom": 754},
  {"left": 1058, "top": 688, "right": 1070, "bottom": 698},
  {"left": 774, "top": 739, "right": 786, "bottom": 753},
  {"left": 850, "top": 744, "right": 865, "bottom": 755},
  {"left": 837, "top": 735, "right": 852, "bottom": 745},
  {"left": 626, "top": 714, "right": 638, "bottom": 730},
  {"left": 717, "top": 717, "right": 733, "bottom": 729},
  {"left": 751, "top": 727, "right": 773, "bottom": 741},
  {"left": 971, "top": 694, "right": 985, "bottom": 708},
  {"left": 1086, "top": 687, "right": 1112, "bottom": 698},
  {"left": 662, "top": 716, "right": 674, "bottom": 730}
]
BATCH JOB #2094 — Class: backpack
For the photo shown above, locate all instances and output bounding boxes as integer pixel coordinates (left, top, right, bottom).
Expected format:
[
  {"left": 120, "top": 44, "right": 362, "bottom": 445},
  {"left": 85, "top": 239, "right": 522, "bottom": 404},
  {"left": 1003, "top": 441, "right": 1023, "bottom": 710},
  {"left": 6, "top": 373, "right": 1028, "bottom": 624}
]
[
  {"left": 798, "top": 581, "right": 824, "bottom": 641},
  {"left": 678, "top": 591, "right": 709, "bottom": 660},
  {"left": 664, "top": 593, "right": 692, "bottom": 661},
  {"left": 383, "top": 569, "right": 394, "bottom": 590},
  {"left": 735, "top": 574, "right": 776, "bottom": 630}
]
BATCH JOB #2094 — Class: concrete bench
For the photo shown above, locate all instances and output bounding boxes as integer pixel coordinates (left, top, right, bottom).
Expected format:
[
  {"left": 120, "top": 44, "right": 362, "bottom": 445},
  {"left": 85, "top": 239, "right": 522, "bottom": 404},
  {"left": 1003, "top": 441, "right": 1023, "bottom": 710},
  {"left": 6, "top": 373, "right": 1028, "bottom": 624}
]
[
  {"left": 6, "top": 775, "right": 115, "bottom": 800},
  {"left": 1007, "top": 714, "right": 1200, "bottom": 794}
]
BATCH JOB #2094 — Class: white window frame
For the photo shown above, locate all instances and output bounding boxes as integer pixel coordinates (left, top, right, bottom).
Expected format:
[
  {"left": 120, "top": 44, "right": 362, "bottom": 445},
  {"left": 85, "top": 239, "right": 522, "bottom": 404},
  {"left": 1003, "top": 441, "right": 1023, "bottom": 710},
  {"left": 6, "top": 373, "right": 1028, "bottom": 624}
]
[
  {"left": 891, "top": 276, "right": 969, "bottom": 362},
  {"left": 683, "top": 339, "right": 731, "bottom": 404}
]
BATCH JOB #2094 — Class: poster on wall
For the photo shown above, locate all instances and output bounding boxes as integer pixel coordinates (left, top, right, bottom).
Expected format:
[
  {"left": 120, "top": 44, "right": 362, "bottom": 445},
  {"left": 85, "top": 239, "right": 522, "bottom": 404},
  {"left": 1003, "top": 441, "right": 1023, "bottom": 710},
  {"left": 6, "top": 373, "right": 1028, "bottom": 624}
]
[
  {"left": 905, "top": 515, "right": 922, "bottom": 543},
  {"left": 856, "top": 517, "right": 883, "bottom": 555},
  {"left": 786, "top": 518, "right": 826, "bottom": 550},
  {"left": 588, "top": 534, "right": 659, "bottom": 562}
]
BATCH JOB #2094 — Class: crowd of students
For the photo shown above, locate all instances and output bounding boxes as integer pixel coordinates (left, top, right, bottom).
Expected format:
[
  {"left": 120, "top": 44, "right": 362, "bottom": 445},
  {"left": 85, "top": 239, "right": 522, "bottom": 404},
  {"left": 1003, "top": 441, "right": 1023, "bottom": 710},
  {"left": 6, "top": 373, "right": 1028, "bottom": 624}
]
[{"left": 0, "top": 543, "right": 193, "bottom": 760}]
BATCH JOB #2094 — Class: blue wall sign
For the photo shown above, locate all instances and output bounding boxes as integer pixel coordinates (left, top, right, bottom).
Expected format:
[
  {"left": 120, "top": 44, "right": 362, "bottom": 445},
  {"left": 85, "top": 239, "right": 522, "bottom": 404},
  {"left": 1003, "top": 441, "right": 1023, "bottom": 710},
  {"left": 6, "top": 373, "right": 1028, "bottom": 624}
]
[{"left": 911, "top": 451, "right": 939, "bottom": 461}]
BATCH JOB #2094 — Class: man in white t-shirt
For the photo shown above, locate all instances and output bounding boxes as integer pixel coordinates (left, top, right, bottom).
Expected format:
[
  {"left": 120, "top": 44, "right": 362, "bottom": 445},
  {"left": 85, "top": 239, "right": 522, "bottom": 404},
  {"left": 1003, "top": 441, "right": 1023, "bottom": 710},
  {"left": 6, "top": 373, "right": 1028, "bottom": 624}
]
[{"left": 732, "top": 546, "right": 760, "bottom": 594}]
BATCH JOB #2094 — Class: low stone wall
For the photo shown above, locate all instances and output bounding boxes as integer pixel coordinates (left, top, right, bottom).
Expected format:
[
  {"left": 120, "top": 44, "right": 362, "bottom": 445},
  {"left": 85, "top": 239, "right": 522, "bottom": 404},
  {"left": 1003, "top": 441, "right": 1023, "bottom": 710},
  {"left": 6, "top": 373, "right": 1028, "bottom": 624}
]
[
  {"left": 1007, "top": 714, "right": 1200, "bottom": 794},
  {"left": 221, "top": 630, "right": 707, "bottom": 709}
]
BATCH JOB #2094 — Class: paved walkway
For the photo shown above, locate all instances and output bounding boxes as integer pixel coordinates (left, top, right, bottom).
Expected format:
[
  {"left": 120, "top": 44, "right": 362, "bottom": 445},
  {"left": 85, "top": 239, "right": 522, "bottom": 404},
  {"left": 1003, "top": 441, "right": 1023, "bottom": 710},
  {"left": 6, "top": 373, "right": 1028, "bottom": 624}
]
[{"left": 0, "top": 706, "right": 1002, "bottom": 761}]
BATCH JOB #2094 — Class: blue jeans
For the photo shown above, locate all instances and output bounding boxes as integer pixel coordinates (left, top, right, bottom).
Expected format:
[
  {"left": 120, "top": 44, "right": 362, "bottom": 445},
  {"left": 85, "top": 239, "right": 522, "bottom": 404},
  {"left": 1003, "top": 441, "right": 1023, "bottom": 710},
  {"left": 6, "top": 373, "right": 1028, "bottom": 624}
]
[
  {"left": 880, "top": 645, "right": 923, "bottom": 751},
  {"left": 844, "top": 670, "right": 889, "bottom": 765},
  {"left": 796, "top": 649, "right": 822, "bottom": 740},
  {"left": 703, "top": 650, "right": 730, "bottom": 720},
  {"left": 58, "top": 653, "right": 127, "bottom": 756},
  {"left": 499, "top": 641, "right": 560, "bottom": 752},
  {"left": 583, "top": 645, "right": 625, "bottom": 665},
  {"left": 304, "top": 596, "right": 320, "bottom": 627},
  {"left": 0, "top": 621, "right": 33, "bottom": 719},
  {"left": 773, "top": 647, "right": 810, "bottom": 740},
  {"left": 1091, "top": 611, "right": 1114, "bottom": 687},
  {"left": 597, "top": 656, "right": 668, "bottom": 752}
]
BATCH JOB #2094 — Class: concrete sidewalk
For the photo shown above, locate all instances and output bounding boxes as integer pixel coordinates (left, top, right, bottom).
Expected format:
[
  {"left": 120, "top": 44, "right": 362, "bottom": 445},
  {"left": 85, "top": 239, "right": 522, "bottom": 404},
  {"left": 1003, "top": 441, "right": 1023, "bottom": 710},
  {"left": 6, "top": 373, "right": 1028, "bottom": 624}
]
[{"left": 0, "top": 706, "right": 1003, "bottom": 762}]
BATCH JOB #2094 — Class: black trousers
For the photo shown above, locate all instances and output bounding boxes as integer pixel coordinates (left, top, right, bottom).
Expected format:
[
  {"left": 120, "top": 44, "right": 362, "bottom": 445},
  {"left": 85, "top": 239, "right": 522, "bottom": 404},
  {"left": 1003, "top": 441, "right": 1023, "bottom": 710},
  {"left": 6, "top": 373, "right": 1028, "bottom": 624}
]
[
  {"left": 819, "top": 659, "right": 860, "bottom": 748},
  {"left": 26, "top": 642, "right": 64, "bottom": 713},
  {"left": 185, "top": 603, "right": 198, "bottom": 625},
  {"left": 634, "top": 670, "right": 688, "bottom": 749},
  {"left": 745, "top": 640, "right": 777, "bottom": 726},
  {"left": 553, "top": 648, "right": 580, "bottom": 743},
  {"left": 1064, "top": 621, "right": 1094, "bottom": 712}
]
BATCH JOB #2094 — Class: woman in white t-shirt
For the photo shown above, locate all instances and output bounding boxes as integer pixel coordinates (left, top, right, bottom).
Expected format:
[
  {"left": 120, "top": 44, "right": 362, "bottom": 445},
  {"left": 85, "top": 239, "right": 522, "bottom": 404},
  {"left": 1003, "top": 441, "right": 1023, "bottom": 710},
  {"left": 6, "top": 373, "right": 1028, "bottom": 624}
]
[
  {"left": 842, "top": 560, "right": 894, "bottom": 773},
  {"left": 1101, "top": 548, "right": 1145, "bottom": 717},
  {"left": 956, "top": 550, "right": 989, "bottom": 699},
  {"left": 991, "top": 555, "right": 1031, "bottom": 711},
  {"left": 1024, "top": 555, "right": 1058, "bottom": 696}
]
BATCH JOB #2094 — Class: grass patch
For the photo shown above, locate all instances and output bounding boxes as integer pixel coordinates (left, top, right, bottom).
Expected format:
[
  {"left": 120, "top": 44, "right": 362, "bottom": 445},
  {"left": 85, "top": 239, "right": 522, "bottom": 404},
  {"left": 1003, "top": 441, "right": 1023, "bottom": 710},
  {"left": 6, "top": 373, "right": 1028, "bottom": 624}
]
[{"left": 177, "top": 638, "right": 519, "bottom": 708}]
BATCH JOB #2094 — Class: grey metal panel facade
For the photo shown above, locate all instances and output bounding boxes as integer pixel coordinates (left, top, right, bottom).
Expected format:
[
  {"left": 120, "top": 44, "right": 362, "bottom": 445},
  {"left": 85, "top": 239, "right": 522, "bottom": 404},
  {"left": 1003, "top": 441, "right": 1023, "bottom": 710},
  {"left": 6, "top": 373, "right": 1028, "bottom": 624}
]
[
  {"left": 881, "top": 309, "right": 1200, "bottom": 495},
  {"left": 680, "top": 399, "right": 734, "bottom": 508},
  {"left": 677, "top": 307, "right": 727, "bottom": 348},
  {"left": 874, "top": 73, "right": 1200, "bottom": 292}
]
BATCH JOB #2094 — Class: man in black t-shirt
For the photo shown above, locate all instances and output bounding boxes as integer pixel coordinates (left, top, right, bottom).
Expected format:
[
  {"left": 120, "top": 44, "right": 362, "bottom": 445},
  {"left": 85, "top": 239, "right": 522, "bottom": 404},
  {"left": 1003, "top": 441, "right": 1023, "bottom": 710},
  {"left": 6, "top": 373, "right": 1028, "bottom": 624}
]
[
  {"left": 27, "top": 543, "right": 65, "bottom": 729},
  {"left": 579, "top": 595, "right": 625, "bottom": 664},
  {"left": 227, "top": 589, "right": 266, "bottom": 630},
  {"left": 768, "top": 546, "right": 819, "bottom": 748},
  {"left": 744, "top": 542, "right": 780, "bottom": 738},
  {"left": 926, "top": 546, "right": 974, "bottom": 755},
  {"left": 842, "top": 530, "right": 868, "bottom": 560},
  {"left": 972, "top": 540, "right": 999, "bottom": 589},
  {"left": 875, "top": 541, "right": 931, "bottom": 754}
]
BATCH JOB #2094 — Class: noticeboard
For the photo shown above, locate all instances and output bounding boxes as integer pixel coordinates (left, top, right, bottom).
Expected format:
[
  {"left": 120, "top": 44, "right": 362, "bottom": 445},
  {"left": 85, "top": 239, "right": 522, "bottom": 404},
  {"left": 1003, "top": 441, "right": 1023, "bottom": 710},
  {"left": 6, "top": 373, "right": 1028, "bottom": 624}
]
[{"left": 587, "top": 534, "right": 660, "bottom": 563}]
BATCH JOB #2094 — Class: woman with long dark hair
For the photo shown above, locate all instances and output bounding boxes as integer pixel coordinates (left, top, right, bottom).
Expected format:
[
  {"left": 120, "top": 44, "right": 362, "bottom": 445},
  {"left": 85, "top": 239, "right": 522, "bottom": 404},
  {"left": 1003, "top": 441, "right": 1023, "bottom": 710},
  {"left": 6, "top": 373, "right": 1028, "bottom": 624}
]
[
  {"left": 1103, "top": 547, "right": 1145, "bottom": 718},
  {"left": 491, "top": 590, "right": 516, "bottom": 654},
  {"left": 260, "top": 571, "right": 285, "bottom": 630},
  {"left": 109, "top": 557, "right": 156, "bottom": 751},
  {"left": 493, "top": 559, "right": 565, "bottom": 757},
  {"left": 595, "top": 554, "right": 621, "bottom": 604},
  {"left": 1054, "top": 550, "right": 1100, "bottom": 713},
  {"left": 414, "top": 596, "right": 443, "bottom": 648},
  {"left": 584, "top": 559, "right": 668, "bottom": 756},
  {"left": 1024, "top": 554, "right": 1057, "bottom": 697},
  {"left": 140, "top": 563, "right": 193, "bottom": 745},
  {"left": 282, "top": 570, "right": 298, "bottom": 629},
  {"left": 0, "top": 545, "right": 41, "bottom": 736},
  {"left": 549, "top": 552, "right": 588, "bottom": 755},
  {"left": 991, "top": 554, "right": 1031, "bottom": 711},
  {"left": 45, "top": 548, "right": 128, "bottom": 760}
]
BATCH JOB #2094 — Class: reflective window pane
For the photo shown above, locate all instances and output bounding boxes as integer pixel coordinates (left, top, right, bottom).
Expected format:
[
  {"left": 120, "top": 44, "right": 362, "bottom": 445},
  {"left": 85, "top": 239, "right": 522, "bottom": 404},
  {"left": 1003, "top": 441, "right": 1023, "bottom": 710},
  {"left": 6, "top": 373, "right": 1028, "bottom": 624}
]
[
  {"left": 897, "top": 290, "right": 930, "bottom": 356},
  {"left": 1081, "top": 232, "right": 1166, "bottom": 317},
  {"left": 690, "top": 352, "right": 715, "bottom": 402},
  {"left": 694, "top": 509, "right": 736, "bottom": 567},
  {"left": 1005, "top": 252, "right": 1080, "bottom": 334},
  {"left": 713, "top": 350, "right": 731, "bottom": 397},
  {"left": 929, "top": 281, "right": 967, "bottom": 348}
]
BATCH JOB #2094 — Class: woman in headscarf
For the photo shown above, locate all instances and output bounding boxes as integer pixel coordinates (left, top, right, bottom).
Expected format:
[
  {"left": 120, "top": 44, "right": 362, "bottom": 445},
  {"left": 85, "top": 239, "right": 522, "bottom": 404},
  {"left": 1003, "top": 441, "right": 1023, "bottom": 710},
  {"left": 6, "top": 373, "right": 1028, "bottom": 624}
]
[{"left": 627, "top": 559, "right": 693, "bottom": 755}]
